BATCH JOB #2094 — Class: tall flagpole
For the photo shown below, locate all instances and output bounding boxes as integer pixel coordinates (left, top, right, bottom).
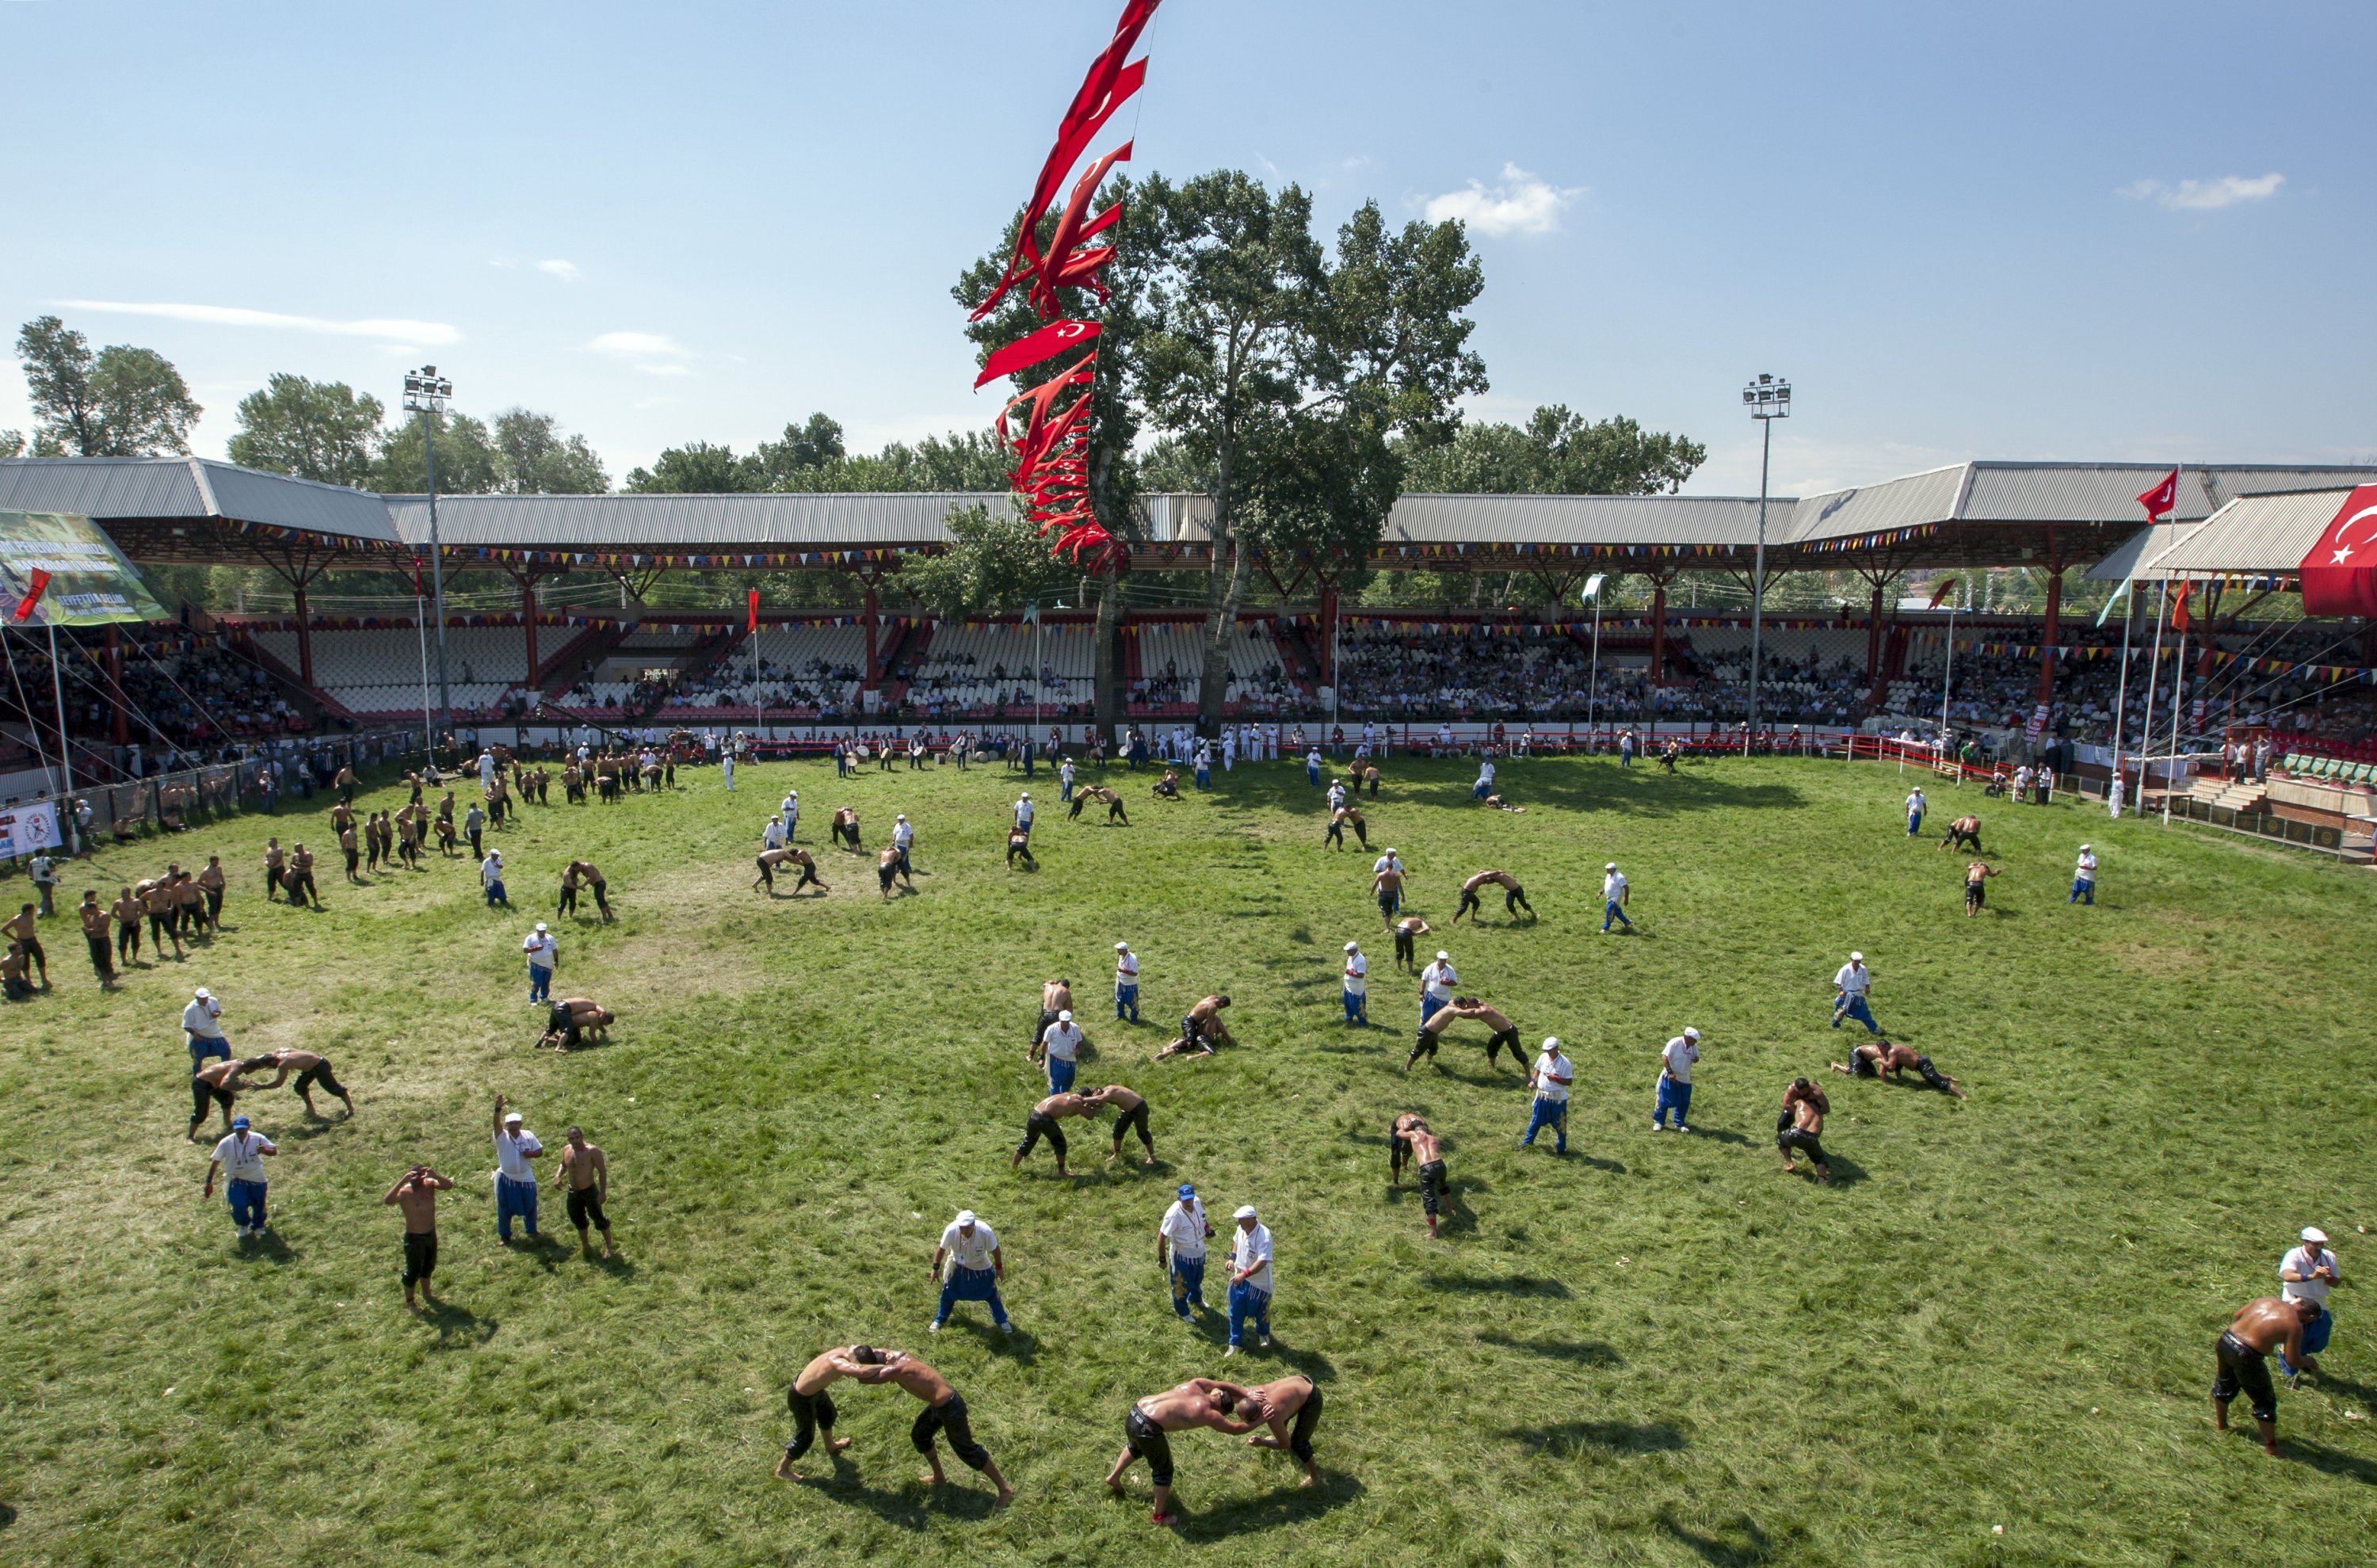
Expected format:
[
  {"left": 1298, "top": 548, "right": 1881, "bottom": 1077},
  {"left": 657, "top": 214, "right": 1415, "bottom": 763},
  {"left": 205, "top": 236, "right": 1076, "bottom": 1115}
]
[
  {"left": 45, "top": 620, "right": 77, "bottom": 800},
  {"left": 2163, "top": 575, "right": 2189, "bottom": 826},
  {"left": 2135, "top": 581, "right": 2169, "bottom": 816},
  {"left": 1937, "top": 597, "right": 1958, "bottom": 741},
  {"left": 2106, "top": 580, "right": 2135, "bottom": 815}
]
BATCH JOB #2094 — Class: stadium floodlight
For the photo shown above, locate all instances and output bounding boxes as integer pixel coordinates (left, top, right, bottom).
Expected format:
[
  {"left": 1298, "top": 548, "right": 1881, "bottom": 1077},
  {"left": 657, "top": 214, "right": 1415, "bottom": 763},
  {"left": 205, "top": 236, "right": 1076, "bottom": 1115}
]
[
  {"left": 403, "top": 367, "right": 456, "bottom": 747},
  {"left": 1742, "top": 374, "right": 1791, "bottom": 741}
]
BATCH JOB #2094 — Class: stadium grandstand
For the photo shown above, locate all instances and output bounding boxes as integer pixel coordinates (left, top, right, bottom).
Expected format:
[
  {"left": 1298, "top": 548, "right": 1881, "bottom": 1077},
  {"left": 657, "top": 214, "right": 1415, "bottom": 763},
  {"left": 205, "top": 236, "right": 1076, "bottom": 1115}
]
[{"left": 6, "top": 454, "right": 2377, "bottom": 790}]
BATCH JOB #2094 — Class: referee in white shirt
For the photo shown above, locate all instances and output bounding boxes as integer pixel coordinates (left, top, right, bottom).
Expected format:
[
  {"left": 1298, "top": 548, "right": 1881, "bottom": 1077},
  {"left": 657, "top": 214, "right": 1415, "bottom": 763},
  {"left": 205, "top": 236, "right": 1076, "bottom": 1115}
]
[
  {"left": 1226, "top": 1206, "right": 1272, "bottom": 1356},
  {"left": 1158, "top": 1184, "right": 1213, "bottom": 1321},
  {"left": 930, "top": 1210, "right": 1011, "bottom": 1334},
  {"left": 2279, "top": 1226, "right": 2340, "bottom": 1379}
]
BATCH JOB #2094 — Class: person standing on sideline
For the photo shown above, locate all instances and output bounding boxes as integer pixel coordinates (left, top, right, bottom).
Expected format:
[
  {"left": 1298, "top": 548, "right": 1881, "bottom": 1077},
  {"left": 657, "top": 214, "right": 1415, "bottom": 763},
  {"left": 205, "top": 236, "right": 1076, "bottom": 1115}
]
[
  {"left": 1831, "top": 952, "right": 1879, "bottom": 1034},
  {"left": 1905, "top": 786, "right": 1926, "bottom": 837},
  {"left": 1307, "top": 748, "right": 1323, "bottom": 787},
  {"left": 522, "top": 921, "right": 557, "bottom": 1004},
  {"left": 1160, "top": 1183, "right": 1213, "bottom": 1321},
  {"left": 891, "top": 815, "right": 916, "bottom": 883},
  {"left": 1060, "top": 756, "right": 1077, "bottom": 803},
  {"left": 2212, "top": 1295, "right": 2318, "bottom": 1455},
  {"left": 2278, "top": 1227, "right": 2340, "bottom": 1380},
  {"left": 1523, "top": 1036, "right": 1573, "bottom": 1152},
  {"left": 721, "top": 744, "right": 736, "bottom": 792},
  {"left": 203, "top": 1114, "right": 277, "bottom": 1238},
  {"left": 1420, "top": 950, "right": 1458, "bottom": 1024},
  {"left": 1226, "top": 1205, "right": 1273, "bottom": 1356},
  {"left": 554, "top": 1126, "right": 614, "bottom": 1259},
  {"left": 481, "top": 850, "right": 509, "bottom": 909},
  {"left": 492, "top": 1095, "right": 543, "bottom": 1244},
  {"left": 1037, "top": 1009, "right": 1085, "bottom": 1094},
  {"left": 781, "top": 789, "right": 799, "bottom": 841},
  {"left": 1340, "top": 941, "right": 1368, "bottom": 1025},
  {"left": 1653, "top": 1027, "right": 1700, "bottom": 1132},
  {"left": 1013, "top": 791, "right": 1035, "bottom": 845},
  {"left": 929, "top": 1209, "right": 1011, "bottom": 1334},
  {"left": 1602, "top": 862, "right": 1632, "bottom": 933},
  {"left": 1114, "top": 941, "right": 1141, "bottom": 1023},
  {"left": 383, "top": 1163, "right": 452, "bottom": 1310},
  {"left": 2070, "top": 843, "right": 2097, "bottom": 906}
]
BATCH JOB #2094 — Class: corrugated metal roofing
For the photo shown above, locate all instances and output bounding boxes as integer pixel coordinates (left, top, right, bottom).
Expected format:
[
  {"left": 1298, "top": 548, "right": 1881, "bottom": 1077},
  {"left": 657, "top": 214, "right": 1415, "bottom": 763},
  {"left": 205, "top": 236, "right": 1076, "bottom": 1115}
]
[
  {"left": 1785, "top": 465, "right": 1967, "bottom": 542},
  {"left": 2085, "top": 520, "right": 2203, "bottom": 582},
  {"left": 1386, "top": 494, "right": 1771, "bottom": 547},
  {"left": 2146, "top": 489, "right": 2359, "bottom": 575},
  {"left": 1955, "top": 463, "right": 2220, "bottom": 524},
  {"left": 0, "top": 456, "right": 399, "bottom": 544},
  {"left": 381, "top": 490, "right": 1009, "bottom": 549}
]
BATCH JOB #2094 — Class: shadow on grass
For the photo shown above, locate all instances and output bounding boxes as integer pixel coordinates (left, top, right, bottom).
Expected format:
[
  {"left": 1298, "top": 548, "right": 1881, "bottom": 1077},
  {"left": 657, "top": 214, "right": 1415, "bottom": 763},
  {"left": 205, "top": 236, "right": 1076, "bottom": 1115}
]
[
  {"left": 1679, "top": 1127, "right": 1753, "bottom": 1148},
  {"left": 1176, "top": 1471, "right": 1366, "bottom": 1539},
  {"left": 1421, "top": 1272, "right": 1570, "bottom": 1299},
  {"left": 420, "top": 1298, "right": 497, "bottom": 1346},
  {"left": 0, "top": 1501, "right": 14, "bottom": 1527},
  {"left": 2306, "top": 1371, "right": 2377, "bottom": 1407},
  {"left": 2287, "top": 1439, "right": 2377, "bottom": 1486},
  {"left": 806, "top": 1459, "right": 1005, "bottom": 1530},
  {"left": 947, "top": 1318, "right": 1037, "bottom": 1367},
  {"left": 1502, "top": 1420, "right": 1685, "bottom": 1455},
  {"left": 1478, "top": 1332, "right": 1622, "bottom": 1367},
  {"left": 1655, "top": 1508, "right": 1777, "bottom": 1566}
]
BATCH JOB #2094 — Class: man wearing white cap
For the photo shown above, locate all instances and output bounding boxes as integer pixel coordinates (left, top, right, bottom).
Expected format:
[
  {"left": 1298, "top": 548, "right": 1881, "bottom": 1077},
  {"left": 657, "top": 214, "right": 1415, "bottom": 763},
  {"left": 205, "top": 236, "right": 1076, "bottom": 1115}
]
[
  {"left": 1341, "top": 941, "right": 1368, "bottom": 1026},
  {"left": 491, "top": 1093, "right": 543, "bottom": 1244},
  {"left": 1114, "top": 941, "right": 1140, "bottom": 1023},
  {"left": 203, "top": 1112, "right": 277, "bottom": 1238},
  {"left": 1601, "top": 862, "right": 1631, "bottom": 933},
  {"left": 182, "top": 986, "right": 230, "bottom": 1068},
  {"left": 1013, "top": 792, "right": 1035, "bottom": 841},
  {"left": 522, "top": 922, "right": 557, "bottom": 1004},
  {"left": 1159, "top": 1183, "right": 1214, "bottom": 1321},
  {"left": 1832, "top": 952, "right": 1879, "bottom": 1034},
  {"left": 1522, "top": 1037, "right": 1573, "bottom": 1153},
  {"left": 892, "top": 814, "right": 916, "bottom": 883},
  {"left": 2279, "top": 1227, "right": 2341, "bottom": 1379},
  {"left": 2070, "top": 844, "right": 2097, "bottom": 906},
  {"left": 1225, "top": 1205, "right": 1272, "bottom": 1356},
  {"left": 1906, "top": 785, "right": 1927, "bottom": 837},
  {"left": 780, "top": 789, "right": 799, "bottom": 840},
  {"left": 930, "top": 1210, "right": 1010, "bottom": 1334},
  {"left": 1419, "top": 950, "right": 1457, "bottom": 1024},
  {"left": 1654, "top": 1028, "right": 1701, "bottom": 1132},
  {"left": 481, "top": 849, "right": 509, "bottom": 910},
  {"left": 761, "top": 815, "right": 786, "bottom": 853},
  {"left": 1040, "top": 1008, "right": 1086, "bottom": 1094}
]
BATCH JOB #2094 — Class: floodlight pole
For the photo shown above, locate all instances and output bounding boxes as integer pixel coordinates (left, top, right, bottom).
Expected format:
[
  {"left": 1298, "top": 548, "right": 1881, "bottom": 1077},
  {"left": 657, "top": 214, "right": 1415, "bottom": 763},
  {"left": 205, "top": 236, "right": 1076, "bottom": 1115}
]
[
  {"left": 403, "top": 367, "right": 456, "bottom": 753},
  {"left": 45, "top": 619, "right": 75, "bottom": 800},
  {"left": 1583, "top": 573, "right": 1604, "bottom": 734},
  {"left": 1742, "top": 374, "right": 1791, "bottom": 745}
]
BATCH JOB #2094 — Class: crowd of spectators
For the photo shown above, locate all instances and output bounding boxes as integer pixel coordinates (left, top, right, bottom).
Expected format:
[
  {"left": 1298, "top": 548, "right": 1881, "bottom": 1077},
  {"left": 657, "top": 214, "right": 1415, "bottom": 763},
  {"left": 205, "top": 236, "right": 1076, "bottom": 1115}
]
[{"left": 1333, "top": 628, "right": 1650, "bottom": 720}]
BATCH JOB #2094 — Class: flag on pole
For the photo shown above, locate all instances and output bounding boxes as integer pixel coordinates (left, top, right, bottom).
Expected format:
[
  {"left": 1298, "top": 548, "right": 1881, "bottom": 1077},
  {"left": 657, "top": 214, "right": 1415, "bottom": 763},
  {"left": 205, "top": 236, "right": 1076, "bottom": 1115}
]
[
  {"left": 1926, "top": 577, "right": 1957, "bottom": 609},
  {"left": 412, "top": 555, "right": 426, "bottom": 597},
  {"left": 2296, "top": 483, "right": 2377, "bottom": 618},
  {"left": 747, "top": 589, "right": 760, "bottom": 633},
  {"left": 1022, "top": 601, "right": 1041, "bottom": 625},
  {"left": 2171, "top": 579, "right": 2193, "bottom": 635},
  {"left": 10, "top": 568, "right": 52, "bottom": 622},
  {"left": 1580, "top": 573, "right": 1605, "bottom": 601},
  {"left": 2136, "top": 469, "right": 2179, "bottom": 520}
]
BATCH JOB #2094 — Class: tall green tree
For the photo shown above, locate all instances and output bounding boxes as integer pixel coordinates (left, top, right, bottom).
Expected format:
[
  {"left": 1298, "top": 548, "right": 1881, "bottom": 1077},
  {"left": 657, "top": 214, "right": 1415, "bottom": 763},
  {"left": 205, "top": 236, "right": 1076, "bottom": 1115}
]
[
  {"left": 15, "top": 315, "right": 203, "bottom": 456},
  {"left": 372, "top": 411, "right": 501, "bottom": 494},
  {"left": 490, "top": 408, "right": 609, "bottom": 494},
  {"left": 748, "top": 412, "right": 846, "bottom": 485},
  {"left": 623, "top": 441, "right": 754, "bottom": 494},
  {"left": 227, "top": 374, "right": 386, "bottom": 486},
  {"left": 897, "top": 502, "right": 1078, "bottom": 618},
  {"left": 956, "top": 171, "right": 1163, "bottom": 744},
  {"left": 1401, "top": 406, "right": 1705, "bottom": 495}
]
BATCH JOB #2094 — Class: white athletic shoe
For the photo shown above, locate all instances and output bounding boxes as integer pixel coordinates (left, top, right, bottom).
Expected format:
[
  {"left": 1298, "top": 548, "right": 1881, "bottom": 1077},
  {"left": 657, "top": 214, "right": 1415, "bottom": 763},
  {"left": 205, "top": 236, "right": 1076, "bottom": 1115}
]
[
  {"left": 928, "top": 1321, "right": 942, "bottom": 1334},
  {"left": 1673, "top": 1124, "right": 1692, "bottom": 1135},
  {"left": 1649, "top": 1121, "right": 1666, "bottom": 1131},
  {"left": 1259, "top": 1336, "right": 1271, "bottom": 1349},
  {"left": 1223, "top": 1345, "right": 1238, "bottom": 1358}
]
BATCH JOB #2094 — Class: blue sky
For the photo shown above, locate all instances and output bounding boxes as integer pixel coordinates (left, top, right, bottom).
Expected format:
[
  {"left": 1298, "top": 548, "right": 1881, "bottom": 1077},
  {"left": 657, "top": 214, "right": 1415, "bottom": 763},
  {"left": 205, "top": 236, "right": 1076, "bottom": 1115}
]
[{"left": 3, "top": 1, "right": 2370, "bottom": 496}]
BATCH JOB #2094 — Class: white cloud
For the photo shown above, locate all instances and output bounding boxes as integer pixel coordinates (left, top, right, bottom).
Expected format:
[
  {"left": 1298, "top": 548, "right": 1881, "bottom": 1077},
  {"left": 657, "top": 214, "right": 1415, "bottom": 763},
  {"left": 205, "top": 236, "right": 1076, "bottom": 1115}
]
[
  {"left": 1421, "top": 164, "right": 1581, "bottom": 237},
  {"left": 2120, "top": 172, "right": 2284, "bottom": 211},
  {"left": 536, "top": 259, "right": 582, "bottom": 283},
  {"left": 586, "top": 330, "right": 692, "bottom": 378},
  {"left": 55, "top": 299, "right": 460, "bottom": 345}
]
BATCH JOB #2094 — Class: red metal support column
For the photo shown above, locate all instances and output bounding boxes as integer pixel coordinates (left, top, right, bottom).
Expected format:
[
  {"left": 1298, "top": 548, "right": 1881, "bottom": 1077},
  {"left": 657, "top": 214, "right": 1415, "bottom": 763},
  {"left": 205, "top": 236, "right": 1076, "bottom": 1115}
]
[
  {"left": 105, "top": 624, "right": 130, "bottom": 745},
  {"left": 1649, "top": 579, "right": 1669, "bottom": 682},
  {"left": 2035, "top": 531, "right": 2062, "bottom": 708},
  {"left": 293, "top": 586, "right": 316, "bottom": 688},
  {"left": 521, "top": 574, "right": 540, "bottom": 688}
]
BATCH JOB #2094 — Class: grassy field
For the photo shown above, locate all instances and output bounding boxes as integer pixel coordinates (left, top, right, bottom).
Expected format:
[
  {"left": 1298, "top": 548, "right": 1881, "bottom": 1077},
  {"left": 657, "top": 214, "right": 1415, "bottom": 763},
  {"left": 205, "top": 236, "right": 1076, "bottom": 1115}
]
[{"left": 2, "top": 747, "right": 2374, "bottom": 1567}]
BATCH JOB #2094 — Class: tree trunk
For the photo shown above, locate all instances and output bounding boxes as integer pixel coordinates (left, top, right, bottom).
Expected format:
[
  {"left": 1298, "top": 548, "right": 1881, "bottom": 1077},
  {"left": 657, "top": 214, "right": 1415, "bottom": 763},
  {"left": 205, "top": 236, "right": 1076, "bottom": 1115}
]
[{"left": 1196, "top": 536, "right": 1248, "bottom": 735}]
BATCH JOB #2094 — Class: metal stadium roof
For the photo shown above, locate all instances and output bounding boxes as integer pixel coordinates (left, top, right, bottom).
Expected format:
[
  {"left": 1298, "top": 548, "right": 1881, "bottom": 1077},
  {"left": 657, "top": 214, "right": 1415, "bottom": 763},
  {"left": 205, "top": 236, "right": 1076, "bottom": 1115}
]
[
  {"left": 0, "top": 456, "right": 399, "bottom": 547},
  {"left": 2145, "top": 488, "right": 2361, "bottom": 577},
  {"left": 383, "top": 490, "right": 1008, "bottom": 552}
]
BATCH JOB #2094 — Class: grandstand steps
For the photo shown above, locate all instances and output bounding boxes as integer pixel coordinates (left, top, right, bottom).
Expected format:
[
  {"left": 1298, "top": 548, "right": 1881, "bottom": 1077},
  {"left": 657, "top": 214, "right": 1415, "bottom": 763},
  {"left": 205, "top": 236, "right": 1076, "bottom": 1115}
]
[
  {"left": 2189, "top": 777, "right": 2268, "bottom": 815},
  {"left": 878, "top": 621, "right": 930, "bottom": 705},
  {"left": 234, "top": 633, "right": 353, "bottom": 727},
  {"left": 673, "top": 628, "right": 741, "bottom": 687},
  {"left": 537, "top": 624, "right": 629, "bottom": 699}
]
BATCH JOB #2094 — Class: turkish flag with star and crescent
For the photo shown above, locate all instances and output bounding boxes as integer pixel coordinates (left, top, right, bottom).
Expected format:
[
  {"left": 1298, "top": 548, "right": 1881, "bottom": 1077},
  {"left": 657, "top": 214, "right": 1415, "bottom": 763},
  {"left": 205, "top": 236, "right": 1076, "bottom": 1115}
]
[
  {"left": 2297, "top": 485, "right": 2377, "bottom": 618},
  {"left": 2136, "top": 469, "right": 2179, "bottom": 520}
]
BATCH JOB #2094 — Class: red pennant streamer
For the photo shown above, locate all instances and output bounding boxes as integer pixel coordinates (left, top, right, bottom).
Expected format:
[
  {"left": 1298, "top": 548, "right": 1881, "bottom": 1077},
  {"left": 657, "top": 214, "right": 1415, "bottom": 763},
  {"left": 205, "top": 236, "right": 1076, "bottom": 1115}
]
[
  {"left": 974, "top": 319, "right": 1102, "bottom": 388},
  {"left": 10, "top": 568, "right": 52, "bottom": 622}
]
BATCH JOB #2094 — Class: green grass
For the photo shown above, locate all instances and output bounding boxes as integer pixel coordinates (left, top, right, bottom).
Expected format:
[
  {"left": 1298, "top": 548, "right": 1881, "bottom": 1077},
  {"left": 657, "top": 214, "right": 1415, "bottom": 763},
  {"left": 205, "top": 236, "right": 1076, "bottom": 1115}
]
[{"left": 3, "top": 750, "right": 2375, "bottom": 1567}]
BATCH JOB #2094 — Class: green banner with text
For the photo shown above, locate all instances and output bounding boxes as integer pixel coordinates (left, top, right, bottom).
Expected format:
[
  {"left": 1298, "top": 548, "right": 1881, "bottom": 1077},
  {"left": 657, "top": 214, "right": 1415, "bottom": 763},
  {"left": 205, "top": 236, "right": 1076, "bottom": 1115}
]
[{"left": 0, "top": 509, "right": 166, "bottom": 625}]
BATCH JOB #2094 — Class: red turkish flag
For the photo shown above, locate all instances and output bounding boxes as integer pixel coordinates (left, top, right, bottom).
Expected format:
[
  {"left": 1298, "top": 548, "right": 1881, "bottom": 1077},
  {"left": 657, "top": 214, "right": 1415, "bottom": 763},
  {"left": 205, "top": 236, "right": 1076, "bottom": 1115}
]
[
  {"left": 10, "top": 568, "right": 52, "bottom": 621},
  {"left": 2297, "top": 484, "right": 2377, "bottom": 618},
  {"left": 747, "top": 589, "right": 761, "bottom": 633},
  {"left": 1926, "top": 578, "right": 1956, "bottom": 609},
  {"left": 2136, "top": 469, "right": 2179, "bottom": 520},
  {"left": 2170, "top": 579, "right": 2193, "bottom": 635},
  {"left": 974, "top": 319, "right": 1101, "bottom": 388}
]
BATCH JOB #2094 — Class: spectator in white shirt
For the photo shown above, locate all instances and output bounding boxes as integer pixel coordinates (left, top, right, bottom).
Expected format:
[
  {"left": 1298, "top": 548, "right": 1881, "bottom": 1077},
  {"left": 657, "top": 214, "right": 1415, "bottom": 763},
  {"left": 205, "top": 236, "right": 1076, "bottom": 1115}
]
[
  {"left": 1340, "top": 942, "right": 1368, "bottom": 1026},
  {"left": 492, "top": 1094, "right": 543, "bottom": 1242},
  {"left": 930, "top": 1210, "right": 1010, "bottom": 1333},
  {"left": 761, "top": 817, "right": 786, "bottom": 852},
  {"left": 1159, "top": 1183, "right": 1214, "bottom": 1321},
  {"left": 2070, "top": 844, "right": 2097, "bottom": 906},
  {"left": 1114, "top": 941, "right": 1140, "bottom": 1024},
  {"left": 780, "top": 792, "right": 799, "bottom": 836},
  {"left": 1523, "top": 1038, "right": 1574, "bottom": 1153},
  {"left": 1654, "top": 1028, "right": 1701, "bottom": 1131},
  {"left": 522, "top": 922, "right": 557, "bottom": 1004},
  {"left": 1831, "top": 952, "right": 1878, "bottom": 1034},
  {"left": 182, "top": 986, "right": 230, "bottom": 1068},
  {"left": 203, "top": 1114, "right": 277, "bottom": 1238},
  {"left": 1420, "top": 952, "right": 1457, "bottom": 1024},
  {"left": 1906, "top": 787, "right": 1927, "bottom": 837},
  {"left": 1013, "top": 794, "right": 1035, "bottom": 837},
  {"left": 482, "top": 851, "right": 509, "bottom": 909},
  {"left": 2279, "top": 1227, "right": 2341, "bottom": 1378},
  {"left": 1601, "top": 863, "right": 1631, "bottom": 933},
  {"left": 892, "top": 815, "right": 915, "bottom": 877},
  {"left": 1226, "top": 1206, "right": 1272, "bottom": 1355}
]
